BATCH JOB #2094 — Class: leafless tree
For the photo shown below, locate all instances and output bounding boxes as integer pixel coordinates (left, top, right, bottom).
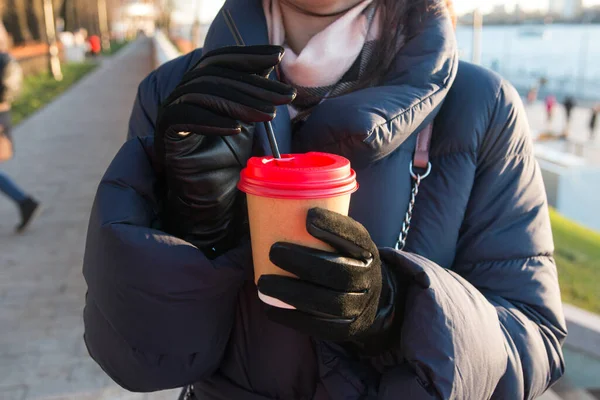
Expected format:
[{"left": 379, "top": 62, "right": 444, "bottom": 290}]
[
  {"left": 1, "top": 0, "right": 120, "bottom": 46},
  {"left": 3, "top": 0, "right": 34, "bottom": 44}
]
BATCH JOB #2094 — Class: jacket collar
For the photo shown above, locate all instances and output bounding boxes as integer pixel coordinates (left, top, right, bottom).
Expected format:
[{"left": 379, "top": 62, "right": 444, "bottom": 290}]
[{"left": 203, "top": 0, "right": 458, "bottom": 167}]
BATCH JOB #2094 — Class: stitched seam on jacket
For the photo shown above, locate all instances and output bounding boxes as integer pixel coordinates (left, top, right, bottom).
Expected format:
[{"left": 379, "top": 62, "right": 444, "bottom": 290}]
[
  {"left": 471, "top": 78, "right": 505, "bottom": 168},
  {"left": 429, "top": 149, "right": 477, "bottom": 159},
  {"left": 100, "top": 161, "right": 154, "bottom": 205},
  {"left": 311, "top": 52, "right": 460, "bottom": 152},
  {"left": 384, "top": 140, "right": 478, "bottom": 159},
  {"left": 366, "top": 52, "right": 460, "bottom": 138},
  {"left": 477, "top": 152, "right": 535, "bottom": 171},
  {"left": 146, "top": 73, "right": 159, "bottom": 124},
  {"left": 370, "top": 148, "right": 475, "bottom": 158},
  {"left": 458, "top": 254, "right": 554, "bottom": 267},
  {"left": 83, "top": 299, "right": 146, "bottom": 391},
  {"left": 476, "top": 79, "right": 536, "bottom": 171},
  {"left": 98, "top": 144, "right": 159, "bottom": 223}
]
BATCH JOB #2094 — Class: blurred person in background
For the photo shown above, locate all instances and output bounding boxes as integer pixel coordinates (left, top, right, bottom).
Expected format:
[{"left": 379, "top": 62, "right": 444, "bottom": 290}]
[
  {"left": 0, "top": 22, "right": 41, "bottom": 233},
  {"left": 527, "top": 86, "right": 538, "bottom": 105},
  {"left": 71, "top": 28, "right": 89, "bottom": 62},
  {"left": 591, "top": 105, "right": 599, "bottom": 141},
  {"left": 88, "top": 35, "right": 101, "bottom": 57},
  {"left": 563, "top": 95, "right": 575, "bottom": 132},
  {"left": 83, "top": 0, "right": 566, "bottom": 399},
  {"left": 546, "top": 93, "right": 557, "bottom": 124}
]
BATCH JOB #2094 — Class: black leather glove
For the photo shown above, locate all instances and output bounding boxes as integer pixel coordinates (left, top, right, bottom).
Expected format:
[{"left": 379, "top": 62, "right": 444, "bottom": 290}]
[
  {"left": 155, "top": 45, "right": 296, "bottom": 257},
  {"left": 257, "top": 208, "right": 408, "bottom": 352}
]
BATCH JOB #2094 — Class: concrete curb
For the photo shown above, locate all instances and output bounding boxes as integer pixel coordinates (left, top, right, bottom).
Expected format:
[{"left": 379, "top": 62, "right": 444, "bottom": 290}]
[
  {"left": 563, "top": 303, "right": 600, "bottom": 359},
  {"left": 153, "top": 29, "right": 181, "bottom": 67},
  {"left": 538, "top": 390, "right": 563, "bottom": 400}
]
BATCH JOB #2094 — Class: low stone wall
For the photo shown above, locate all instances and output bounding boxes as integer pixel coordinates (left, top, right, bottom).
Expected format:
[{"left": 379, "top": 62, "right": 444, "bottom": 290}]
[
  {"left": 563, "top": 304, "right": 600, "bottom": 359},
  {"left": 535, "top": 144, "right": 600, "bottom": 232},
  {"left": 11, "top": 43, "right": 50, "bottom": 76},
  {"left": 11, "top": 43, "right": 65, "bottom": 77}
]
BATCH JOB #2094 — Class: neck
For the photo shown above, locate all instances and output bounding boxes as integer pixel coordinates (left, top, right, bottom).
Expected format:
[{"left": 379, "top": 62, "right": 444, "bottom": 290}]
[
  {"left": 279, "top": 4, "right": 342, "bottom": 54},
  {"left": 0, "top": 103, "right": 10, "bottom": 112}
]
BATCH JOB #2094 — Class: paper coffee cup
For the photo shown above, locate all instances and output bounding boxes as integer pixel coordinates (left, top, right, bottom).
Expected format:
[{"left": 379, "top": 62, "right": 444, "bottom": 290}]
[{"left": 238, "top": 152, "right": 358, "bottom": 288}]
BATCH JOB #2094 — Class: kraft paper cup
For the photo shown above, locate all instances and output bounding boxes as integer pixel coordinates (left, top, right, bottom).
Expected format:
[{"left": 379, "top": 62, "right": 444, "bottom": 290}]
[{"left": 238, "top": 152, "right": 359, "bottom": 300}]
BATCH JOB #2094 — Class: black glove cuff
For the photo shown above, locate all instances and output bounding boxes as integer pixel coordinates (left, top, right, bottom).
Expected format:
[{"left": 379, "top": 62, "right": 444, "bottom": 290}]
[{"left": 348, "top": 259, "right": 409, "bottom": 355}]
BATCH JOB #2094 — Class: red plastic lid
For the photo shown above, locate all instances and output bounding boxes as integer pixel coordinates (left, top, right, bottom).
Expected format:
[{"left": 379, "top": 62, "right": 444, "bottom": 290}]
[{"left": 238, "top": 152, "right": 358, "bottom": 199}]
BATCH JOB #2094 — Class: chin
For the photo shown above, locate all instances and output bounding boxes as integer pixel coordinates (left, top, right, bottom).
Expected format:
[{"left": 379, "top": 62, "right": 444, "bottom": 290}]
[{"left": 285, "top": 0, "right": 358, "bottom": 14}]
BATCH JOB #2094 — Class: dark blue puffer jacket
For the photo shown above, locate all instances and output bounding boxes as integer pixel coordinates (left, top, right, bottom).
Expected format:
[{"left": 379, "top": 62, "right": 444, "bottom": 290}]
[{"left": 83, "top": 1, "right": 567, "bottom": 398}]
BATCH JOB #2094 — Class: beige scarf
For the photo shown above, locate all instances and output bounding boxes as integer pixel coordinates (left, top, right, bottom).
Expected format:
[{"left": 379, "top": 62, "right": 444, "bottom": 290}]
[{"left": 263, "top": 0, "right": 380, "bottom": 119}]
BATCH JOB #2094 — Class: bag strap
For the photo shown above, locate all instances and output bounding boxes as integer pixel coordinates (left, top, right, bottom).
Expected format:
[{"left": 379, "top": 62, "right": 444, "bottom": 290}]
[
  {"left": 395, "top": 124, "right": 433, "bottom": 251},
  {"left": 413, "top": 123, "right": 433, "bottom": 169}
]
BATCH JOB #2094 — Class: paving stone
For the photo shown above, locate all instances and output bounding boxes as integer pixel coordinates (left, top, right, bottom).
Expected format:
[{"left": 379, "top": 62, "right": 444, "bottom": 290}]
[
  {"left": 0, "top": 352, "right": 42, "bottom": 387},
  {"left": 0, "top": 384, "right": 29, "bottom": 400},
  {"left": 0, "top": 39, "right": 153, "bottom": 400}
]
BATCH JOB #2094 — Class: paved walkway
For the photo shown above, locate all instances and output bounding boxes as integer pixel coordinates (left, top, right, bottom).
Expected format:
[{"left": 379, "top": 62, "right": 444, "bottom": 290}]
[
  {"left": 526, "top": 102, "right": 600, "bottom": 166},
  {"left": 0, "top": 38, "right": 178, "bottom": 400}
]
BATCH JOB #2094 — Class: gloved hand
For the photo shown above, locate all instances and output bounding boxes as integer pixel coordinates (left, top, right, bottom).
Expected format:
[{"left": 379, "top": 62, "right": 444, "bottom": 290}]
[
  {"left": 257, "top": 208, "right": 409, "bottom": 352},
  {"left": 155, "top": 45, "right": 296, "bottom": 258}
]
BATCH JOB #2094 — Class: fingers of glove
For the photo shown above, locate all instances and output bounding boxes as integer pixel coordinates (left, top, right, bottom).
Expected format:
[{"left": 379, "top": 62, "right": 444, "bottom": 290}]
[
  {"left": 193, "top": 45, "right": 285, "bottom": 74},
  {"left": 258, "top": 274, "right": 368, "bottom": 319},
  {"left": 179, "top": 68, "right": 296, "bottom": 105},
  {"left": 269, "top": 242, "right": 372, "bottom": 291},
  {"left": 163, "top": 128, "right": 251, "bottom": 171},
  {"left": 264, "top": 306, "right": 354, "bottom": 341},
  {"left": 158, "top": 104, "right": 242, "bottom": 138},
  {"left": 165, "top": 82, "right": 276, "bottom": 122},
  {"left": 182, "top": 74, "right": 295, "bottom": 105},
  {"left": 306, "top": 208, "right": 377, "bottom": 261}
]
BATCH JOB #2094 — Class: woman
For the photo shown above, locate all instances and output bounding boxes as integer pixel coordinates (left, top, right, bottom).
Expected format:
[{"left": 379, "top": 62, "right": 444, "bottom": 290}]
[{"left": 83, "top": 0, "right": 567, "bottom": 399}]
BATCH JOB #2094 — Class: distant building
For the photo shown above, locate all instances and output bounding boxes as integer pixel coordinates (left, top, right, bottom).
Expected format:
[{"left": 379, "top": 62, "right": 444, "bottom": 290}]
[
  {"left": 514, "top": 4, "right": 524, "bottom": 21},
  {"left": 563, "top": 0, "right": 583, "bottom": 19},
  {"left": 548, "top": 0, "right": 582, "bottom": 19},
  {"left": 489, "top": 4, "right": 508, "bottom": 17},
  {"left": 548, "top": 0, "right": 565, "bottom": 16}
]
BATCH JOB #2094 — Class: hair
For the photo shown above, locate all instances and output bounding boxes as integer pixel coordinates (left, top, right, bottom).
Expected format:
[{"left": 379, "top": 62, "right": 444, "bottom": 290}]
[{"left": 358, "top": 0, "right": 455, "bottom": 88}]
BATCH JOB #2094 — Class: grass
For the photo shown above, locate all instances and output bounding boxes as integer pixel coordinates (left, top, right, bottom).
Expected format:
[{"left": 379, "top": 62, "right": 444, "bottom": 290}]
[
  {"left": 12, "top": 62, "right": 98, "bottom": 125},
  {"left": 102, "top": 40, "right": 130, "bottom": 56},
  {"left": 551, "top": 209, "right": 600, "bottom": 314}
]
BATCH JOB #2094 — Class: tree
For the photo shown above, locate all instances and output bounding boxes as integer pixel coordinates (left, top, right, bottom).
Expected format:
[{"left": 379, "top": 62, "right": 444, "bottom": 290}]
[
  {"left": 28, "top": 0, "right": 46, "bottom": 41},
  {"left": 0, "top": 0, "right": 108, "bottom": 46},
  {"left": 60, "top": 0, "right": 80, "bottom": 33},
  {"left": 75, "top": 0, "right": 100, "bottom": 35},
  {"left": 0, "top": 0, "right": 62, "bottom": 45},
  {"left": 3, "top": 0, "right": 34, "bottom": 44}
]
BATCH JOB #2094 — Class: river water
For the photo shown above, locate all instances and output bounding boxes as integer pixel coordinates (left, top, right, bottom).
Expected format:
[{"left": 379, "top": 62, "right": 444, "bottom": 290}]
[
  {"left": 182, "top": 21, "right": 600, "bottom": 102},
  {"left": 456, "top": 24, "right": 600, "bottom": 102}
]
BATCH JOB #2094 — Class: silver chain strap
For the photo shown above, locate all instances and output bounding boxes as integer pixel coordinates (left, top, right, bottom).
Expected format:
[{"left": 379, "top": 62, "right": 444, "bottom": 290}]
[
  {"left": 395, "top": 160, "right": 432, "bottom": 251},
  {"left": 182, "top": 385, "right": 193, "bottom": 400}
]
